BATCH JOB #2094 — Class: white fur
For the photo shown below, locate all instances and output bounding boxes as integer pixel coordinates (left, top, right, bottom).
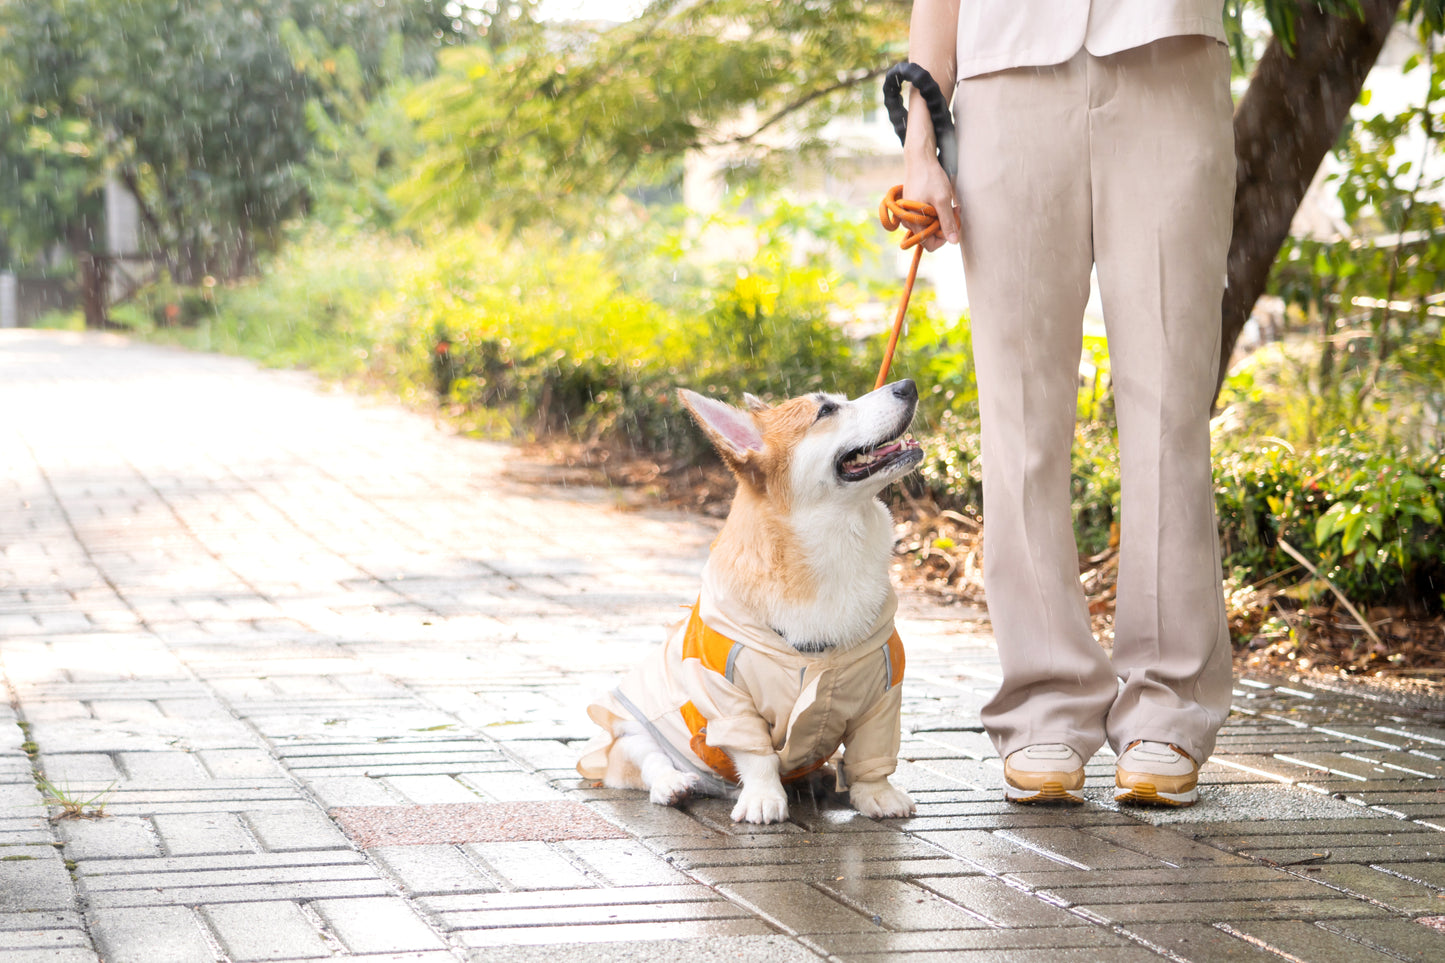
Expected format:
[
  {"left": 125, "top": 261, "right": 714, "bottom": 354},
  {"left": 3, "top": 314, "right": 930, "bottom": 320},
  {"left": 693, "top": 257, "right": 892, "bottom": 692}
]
[
  {"left": 771, "top": 383, "right": 918, "bottom": 648},
  {"left": 730, "top": 751, "right": 789, "bottom": 823},
  {"left": 768, "top": 500, "right": 895, "bottom": 649},
  {"left": 849, "top": 778, "right": 917, "bottom": 818}
]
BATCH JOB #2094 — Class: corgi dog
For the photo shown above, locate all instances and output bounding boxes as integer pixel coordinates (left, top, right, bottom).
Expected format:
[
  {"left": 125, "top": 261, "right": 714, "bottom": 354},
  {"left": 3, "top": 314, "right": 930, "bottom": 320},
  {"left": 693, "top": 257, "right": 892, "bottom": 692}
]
[{"left": 577, "top": 379, "right": 924, "bottom": 823}]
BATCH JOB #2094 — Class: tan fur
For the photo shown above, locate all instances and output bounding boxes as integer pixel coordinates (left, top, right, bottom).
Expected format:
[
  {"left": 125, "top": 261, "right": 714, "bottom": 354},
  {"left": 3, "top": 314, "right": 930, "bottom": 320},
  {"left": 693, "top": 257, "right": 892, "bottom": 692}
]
[{"left": 706, "top": 396, "right": 823, "bottom": 609}]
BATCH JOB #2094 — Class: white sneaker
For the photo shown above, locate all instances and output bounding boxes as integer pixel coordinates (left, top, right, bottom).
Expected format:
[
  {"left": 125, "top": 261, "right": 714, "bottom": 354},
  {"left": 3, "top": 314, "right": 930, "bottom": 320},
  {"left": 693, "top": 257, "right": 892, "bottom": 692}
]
[
  {"left": 1003, "top": 744, "right": 1085, "bottom": 804},
  {"left": 1115, "top": 740, "right": 1199, "bottom": 807}
]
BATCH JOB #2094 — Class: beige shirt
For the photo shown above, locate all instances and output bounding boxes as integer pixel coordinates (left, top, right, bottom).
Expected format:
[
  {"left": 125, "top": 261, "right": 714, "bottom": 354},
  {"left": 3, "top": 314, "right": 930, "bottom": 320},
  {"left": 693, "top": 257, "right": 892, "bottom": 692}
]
[
  {"left": 957, "top": 0, "right": 1227, "bottom": 79},
  {"left": 578, "top": 564, "right": 905, "bottom": 793}
]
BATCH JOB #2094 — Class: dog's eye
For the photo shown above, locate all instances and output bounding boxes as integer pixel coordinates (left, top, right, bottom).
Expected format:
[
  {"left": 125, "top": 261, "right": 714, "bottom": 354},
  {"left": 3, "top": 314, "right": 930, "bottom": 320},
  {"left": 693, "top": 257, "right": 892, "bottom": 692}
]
[{"left": 815, "top": 402, "right": 839, "bottom": 421}]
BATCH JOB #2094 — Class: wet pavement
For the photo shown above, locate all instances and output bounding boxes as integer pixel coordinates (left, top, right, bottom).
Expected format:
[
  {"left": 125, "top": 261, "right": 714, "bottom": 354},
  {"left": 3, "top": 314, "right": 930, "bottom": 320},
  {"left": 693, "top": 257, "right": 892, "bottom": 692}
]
[{"left": 2, "top": 329, "right": 1443, "bottom": 962}]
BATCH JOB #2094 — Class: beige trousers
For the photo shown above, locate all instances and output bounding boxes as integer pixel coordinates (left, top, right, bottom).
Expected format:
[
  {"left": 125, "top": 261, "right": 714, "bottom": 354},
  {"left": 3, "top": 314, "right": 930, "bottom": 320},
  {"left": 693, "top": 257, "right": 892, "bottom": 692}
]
[{"left": 954, "top": 36, "right": 1235, "bottom": 765}]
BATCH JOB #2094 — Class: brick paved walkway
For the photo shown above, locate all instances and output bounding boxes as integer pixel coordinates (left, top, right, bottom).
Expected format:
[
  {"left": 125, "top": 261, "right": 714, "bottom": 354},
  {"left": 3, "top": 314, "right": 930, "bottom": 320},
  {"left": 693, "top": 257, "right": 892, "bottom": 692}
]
[{"left": 2, "top": 329, "right": 1443, "bottom": 963}]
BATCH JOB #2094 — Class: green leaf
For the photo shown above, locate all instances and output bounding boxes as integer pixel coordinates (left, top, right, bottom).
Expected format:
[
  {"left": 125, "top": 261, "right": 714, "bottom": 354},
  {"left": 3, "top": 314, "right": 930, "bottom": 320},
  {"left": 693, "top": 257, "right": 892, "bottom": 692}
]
[
  {"left": 1341, "top": 513, "right": 1367, "bottom": 555},
  {"left": 1315, "top": 502, "right": 1352, "bottom": 543}
]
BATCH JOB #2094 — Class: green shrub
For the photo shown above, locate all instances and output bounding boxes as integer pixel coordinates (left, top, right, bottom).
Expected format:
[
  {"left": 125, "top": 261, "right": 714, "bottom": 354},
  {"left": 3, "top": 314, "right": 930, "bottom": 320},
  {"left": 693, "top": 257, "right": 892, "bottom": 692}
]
[
  {"left": 1214, "top": 440, "right": 1445, "bottom": 615},
  {"left": 149, "top": 203, "right": 880, "bottom": 462}
]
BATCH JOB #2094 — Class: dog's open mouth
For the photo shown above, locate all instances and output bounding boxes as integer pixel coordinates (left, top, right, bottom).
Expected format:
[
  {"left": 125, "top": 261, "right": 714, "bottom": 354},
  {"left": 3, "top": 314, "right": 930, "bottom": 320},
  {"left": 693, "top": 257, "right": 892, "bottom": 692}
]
[{"left": 837, "top": 435, "right": 924, "bottom": 482}]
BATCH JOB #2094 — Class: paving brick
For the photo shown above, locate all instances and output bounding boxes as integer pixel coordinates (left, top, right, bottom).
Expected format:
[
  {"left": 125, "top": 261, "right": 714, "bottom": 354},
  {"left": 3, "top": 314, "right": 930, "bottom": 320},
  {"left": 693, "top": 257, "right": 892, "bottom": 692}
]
[
  {"left": 897, "top": 807, "right": 1136, "bottom": 831},
  {"left": 456, "top": 771, "right": 566, "bottom": 802},
  {"left": 667, "top": 835, "right": 938, "bottom": 870},
  {"left": 438, "top": 897, "right": 751, "bottom": 932},
  {"left": 382, "top": 773, "right": 485, "bottom": 804},
  {"left": 991, "top": 827, "right": 1170, "bottom": 870},
  {"left": 1318, "top": 918, "right": 1445, "bottom": 963},
  {"left": 310, "top": 896, "right": 447, "bottom": 953},
  {"left": 463, "top": 840, "right": 598, "bottom": 890},
  {"left": 78, "top": 861, "right": 382, "bottom": 892},
  {"left": 1082, "top": 824, "right": 1254, "bottom": 866},
  {"left": 0, "top": 949, "right": 98, "bottom": 962},
  {"left": 56, "top": 818, "right": 160, "bottom": 860},
  {"left": 1220, "top": 920, "right": 1408, "bottom": 962},
  {"left": 1235, "top": 844, "right": 1444, "bottom": 864},
  {"left": 1076, "top": 897, "right": 1392, "bottom": 925},
  {"left": 35, "top": 753, "right": 123, "bottom": 786},
  {"left": 114, "top": 751, "right": 208, "bottom": 783},
  {"left": 1375, "top": 860, "right": 1445, "bottom": 888},
  {"left": 88, "top": 905, "right": 215, "bottom": 963},
  {"left": 0, "top": 911, "right": 85, "bottom": 933},
  {"left": 1121, "top": 922, "right": 1301, "bottom": 962},
  {"left": 1301, "top": 863, "right": 1445, "bottom": 913},
  {"left": 561, "top": 838, "right": 693, "bottom": 887},
  {"left": 195, "top": 749, "right": 288, "bottom": 780},
  {"left": 75, "top": 850, "right": 366, "bottom": 876},
  {"left": 1047, "top": 877, "right": 1343, "bottom": 907},
  {"left": 1196, "top": 830, "right": 1443, "bottom": 853},
  {"left": 371, "top": 843, "right": 499, "bottom": 896},
  {"left": 583, "top": 799, "right": 721, "bottom": 838},
  {"left": 718, "top": 881, "right": 882, "bottom": 935},
  {"left": 1184, "top": 818, "right": 1410, "bottom": 836},
  {"left": 683, "top": 856, "right": 966, "bottom": 886},
  {"left": 418, "top": 883, "right": 719, "bottom": 916},
  {"left": 921, "top": 875, "right": 1095, "bottom": 927},
  {"left": 243, "top": 809, "right": 352, "bottom": 851},
  {"left": 151, "top": 812, "right": 256, "bottom": 856},
  {"left": 0, "top": 929, "right": 90, "bottom": 951},
  {"left": 812, "top": 877, "right": 998, "bottom": 931},
  {"left": 914, "top": 830, "right": 1083, "bottom": 874},
  {"left": 305, "top": 774, "right": 405, "bottom": 807},
  {"left": 830, "top": 949, "right": 1170, "bottom": 963},
  {"left": 456, "top": 918, "right": 776, "bottom": 948},
  {"left": 86, "top": 878, "right": 393, "bottom": 909},
  {"left": 802, "top": 926, "right": 1137, "bottom": 958},
  {"left": 202, "top": 901, "right": 332, "bottom": 960}
]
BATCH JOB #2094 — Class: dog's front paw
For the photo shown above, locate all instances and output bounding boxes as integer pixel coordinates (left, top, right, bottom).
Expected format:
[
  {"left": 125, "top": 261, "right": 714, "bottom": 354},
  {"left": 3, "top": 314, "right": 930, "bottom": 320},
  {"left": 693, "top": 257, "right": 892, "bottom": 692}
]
[
  {"left": 731, "top": 784, "right": 788, "bottom": 824},
  {"left": 648, "top": 769, "right": 700, "bottom": 807},
  {"left": 849, "top": 779, "right": 916, "bottom": 819}
]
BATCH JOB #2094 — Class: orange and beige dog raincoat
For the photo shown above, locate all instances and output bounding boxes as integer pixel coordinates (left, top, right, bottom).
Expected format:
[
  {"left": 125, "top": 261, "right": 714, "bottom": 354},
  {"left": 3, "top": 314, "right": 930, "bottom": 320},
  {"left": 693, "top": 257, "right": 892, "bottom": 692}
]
[{"left": 577, "top": 567, "right": 906, "bottom": 796}]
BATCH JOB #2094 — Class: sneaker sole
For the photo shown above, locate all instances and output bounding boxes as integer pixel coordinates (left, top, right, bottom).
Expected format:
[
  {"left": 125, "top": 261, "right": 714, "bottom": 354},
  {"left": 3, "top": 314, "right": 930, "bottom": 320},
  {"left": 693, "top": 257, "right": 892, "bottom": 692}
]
[
  {"left": 1114, "top": 781, "right": 1198, "bottom": 807},
  {"left": 1005, "top": 781, "right": 1085, "bottom": 805}
]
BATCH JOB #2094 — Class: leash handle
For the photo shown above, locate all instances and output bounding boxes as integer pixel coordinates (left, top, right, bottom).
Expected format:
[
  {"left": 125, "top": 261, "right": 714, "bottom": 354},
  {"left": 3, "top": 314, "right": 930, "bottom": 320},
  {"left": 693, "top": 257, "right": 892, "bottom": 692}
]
[
  {"left": 882, "top": 62, "right": 957, "bottom": 181},
  {"left": 875, "top": 63, "right": 954, "bottom": 390}
]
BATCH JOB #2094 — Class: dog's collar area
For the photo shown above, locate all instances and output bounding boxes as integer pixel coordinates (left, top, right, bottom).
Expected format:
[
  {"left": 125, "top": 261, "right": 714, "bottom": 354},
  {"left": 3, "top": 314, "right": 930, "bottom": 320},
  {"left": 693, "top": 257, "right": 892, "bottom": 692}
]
[{"left": 774, "top": 625, "right": 835, "bottom": 653}]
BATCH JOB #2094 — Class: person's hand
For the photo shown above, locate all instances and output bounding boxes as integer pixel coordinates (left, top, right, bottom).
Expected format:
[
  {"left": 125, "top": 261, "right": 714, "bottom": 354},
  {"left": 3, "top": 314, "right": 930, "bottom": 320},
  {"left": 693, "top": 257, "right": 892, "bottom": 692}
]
[{"left": 903, "top": 156, "right": 959, "bottom": 252}]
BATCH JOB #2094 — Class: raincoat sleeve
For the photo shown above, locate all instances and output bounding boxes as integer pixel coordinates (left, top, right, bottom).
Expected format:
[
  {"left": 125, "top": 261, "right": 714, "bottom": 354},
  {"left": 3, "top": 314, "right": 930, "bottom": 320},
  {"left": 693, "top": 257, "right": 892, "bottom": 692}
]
[
  {"left": 676, "top": 655, "right": 775, "bottom": 755},
  {"left": 839, "top": 683, "right": 903, "bottom": 784}
]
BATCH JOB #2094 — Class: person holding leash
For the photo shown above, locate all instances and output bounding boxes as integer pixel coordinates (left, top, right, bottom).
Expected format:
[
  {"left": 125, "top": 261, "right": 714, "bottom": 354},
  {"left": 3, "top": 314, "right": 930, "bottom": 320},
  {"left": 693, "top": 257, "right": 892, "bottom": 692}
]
[{"left": 901, "top": 0, "right": 1235, "bottom": 806}]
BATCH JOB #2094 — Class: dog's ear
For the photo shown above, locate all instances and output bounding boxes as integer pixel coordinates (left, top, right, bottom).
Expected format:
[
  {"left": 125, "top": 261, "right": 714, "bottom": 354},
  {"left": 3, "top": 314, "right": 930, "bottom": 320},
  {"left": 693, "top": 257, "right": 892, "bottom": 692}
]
[
  {"left": 742, "top": 393, "right": 769, "bottom": 413},
  {"left": 678, "top": 389, "right": 764, "bottom": 478}
]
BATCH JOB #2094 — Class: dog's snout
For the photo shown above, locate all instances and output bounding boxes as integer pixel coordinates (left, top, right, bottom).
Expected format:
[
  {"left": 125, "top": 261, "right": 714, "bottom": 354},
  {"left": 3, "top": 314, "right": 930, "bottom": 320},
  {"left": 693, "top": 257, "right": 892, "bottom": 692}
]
[{"left": 891, "top": 379, "right": 917, "bottom": 403}]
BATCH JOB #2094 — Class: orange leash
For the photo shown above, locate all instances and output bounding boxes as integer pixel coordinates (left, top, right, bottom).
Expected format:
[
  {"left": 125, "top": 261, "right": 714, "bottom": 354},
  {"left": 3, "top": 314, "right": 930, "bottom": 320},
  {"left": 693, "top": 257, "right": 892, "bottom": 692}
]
[{"left": 874, "top": 185, "right": 941, "bottom": 389}]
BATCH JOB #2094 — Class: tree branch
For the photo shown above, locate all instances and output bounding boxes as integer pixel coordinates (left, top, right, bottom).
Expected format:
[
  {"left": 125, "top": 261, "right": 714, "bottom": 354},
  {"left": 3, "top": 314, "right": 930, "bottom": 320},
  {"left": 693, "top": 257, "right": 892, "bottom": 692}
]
[{"left": 716, "top": 67, "right": 888, "bottom": 147}]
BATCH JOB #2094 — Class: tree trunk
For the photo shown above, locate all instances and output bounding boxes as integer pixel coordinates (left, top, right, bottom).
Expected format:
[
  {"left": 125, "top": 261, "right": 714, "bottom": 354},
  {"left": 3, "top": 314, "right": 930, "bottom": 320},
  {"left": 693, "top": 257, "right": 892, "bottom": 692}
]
[
  {"left": 1217, "top": 0, "right": 1402, "bottom": 400},
  {"left": 69, "top": 223, "right": 109, "bottom": 330}
]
